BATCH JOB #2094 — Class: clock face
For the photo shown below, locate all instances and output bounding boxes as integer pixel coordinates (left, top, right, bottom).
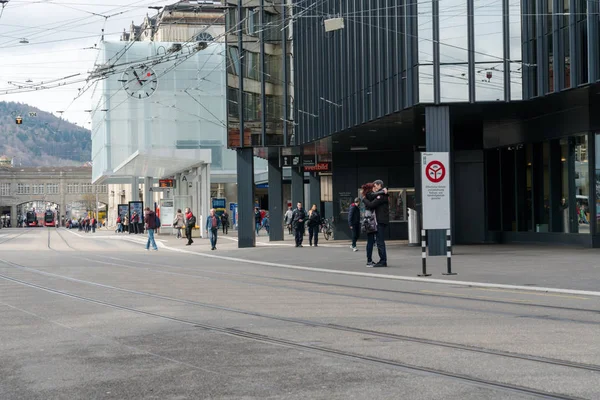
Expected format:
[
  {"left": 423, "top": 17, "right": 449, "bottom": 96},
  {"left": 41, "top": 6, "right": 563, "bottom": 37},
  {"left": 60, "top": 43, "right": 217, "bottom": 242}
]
[{"left": 120, "top": 65, "right": 158, "bottom": 99}]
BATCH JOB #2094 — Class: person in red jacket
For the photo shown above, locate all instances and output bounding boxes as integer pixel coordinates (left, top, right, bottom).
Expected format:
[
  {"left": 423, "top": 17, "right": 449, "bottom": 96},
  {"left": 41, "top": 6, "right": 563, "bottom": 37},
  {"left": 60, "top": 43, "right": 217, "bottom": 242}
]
[{"left": 185, "top": 207, "right": 195, "bottom": 246}]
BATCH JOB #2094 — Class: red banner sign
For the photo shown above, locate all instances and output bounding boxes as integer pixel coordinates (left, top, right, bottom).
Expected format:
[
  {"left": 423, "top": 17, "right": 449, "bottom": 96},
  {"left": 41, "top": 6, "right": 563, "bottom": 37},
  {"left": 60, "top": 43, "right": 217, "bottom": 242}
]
[{"left": 304, "top": 162, "right": 331, "bottom": 172}]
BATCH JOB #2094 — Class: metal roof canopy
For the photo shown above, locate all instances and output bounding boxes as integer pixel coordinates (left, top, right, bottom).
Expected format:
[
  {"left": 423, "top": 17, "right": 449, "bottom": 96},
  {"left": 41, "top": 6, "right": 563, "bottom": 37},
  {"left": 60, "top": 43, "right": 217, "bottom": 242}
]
[{"left": 94, "top": 148, "right": 211, "bottom": 184}]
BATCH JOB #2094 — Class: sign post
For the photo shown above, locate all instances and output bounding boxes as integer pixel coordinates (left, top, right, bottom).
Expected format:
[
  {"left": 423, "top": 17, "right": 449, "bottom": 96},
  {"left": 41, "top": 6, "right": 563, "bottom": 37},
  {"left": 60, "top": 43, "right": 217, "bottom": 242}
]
[{"left": 420, "top": 152, "right": 456, "bottom": 276}]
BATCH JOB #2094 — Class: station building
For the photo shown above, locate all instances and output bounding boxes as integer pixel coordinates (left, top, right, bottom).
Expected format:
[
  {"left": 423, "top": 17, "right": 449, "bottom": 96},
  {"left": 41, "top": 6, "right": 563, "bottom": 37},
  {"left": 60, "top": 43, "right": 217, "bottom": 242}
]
[
  {"left": 0, "top": 165, "right": 108, "bottom": 227},
  {"left": 226, "top": 0, "right": 600, "bottom": 249}
]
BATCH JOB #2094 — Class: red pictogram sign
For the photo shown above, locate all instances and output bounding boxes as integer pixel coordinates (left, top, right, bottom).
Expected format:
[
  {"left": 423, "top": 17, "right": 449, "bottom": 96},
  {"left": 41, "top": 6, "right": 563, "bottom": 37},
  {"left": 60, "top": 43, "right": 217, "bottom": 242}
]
[{"left": 425, "top": 161, "right": 446, "bottom": 183}]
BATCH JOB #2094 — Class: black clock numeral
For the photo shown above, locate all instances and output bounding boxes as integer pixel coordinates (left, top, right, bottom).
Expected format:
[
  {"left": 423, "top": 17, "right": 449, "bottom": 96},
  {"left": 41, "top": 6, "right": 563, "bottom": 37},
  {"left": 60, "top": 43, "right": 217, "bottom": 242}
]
[
  {"left": 131, "top": 92, "right": 135, "bottom": 97},
  {"left": 151, "top": 87, "right": 156, "bottom": 91},
  {"left": 138, "top": 94, "right": 142, "bottom": 99}
]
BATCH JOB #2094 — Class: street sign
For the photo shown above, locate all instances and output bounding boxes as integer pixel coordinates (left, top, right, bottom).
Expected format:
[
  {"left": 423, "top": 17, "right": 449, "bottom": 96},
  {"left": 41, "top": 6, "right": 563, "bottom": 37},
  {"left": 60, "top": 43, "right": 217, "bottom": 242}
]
[{"left": 421, "top": 152, "right": 450, "bottom": 230}]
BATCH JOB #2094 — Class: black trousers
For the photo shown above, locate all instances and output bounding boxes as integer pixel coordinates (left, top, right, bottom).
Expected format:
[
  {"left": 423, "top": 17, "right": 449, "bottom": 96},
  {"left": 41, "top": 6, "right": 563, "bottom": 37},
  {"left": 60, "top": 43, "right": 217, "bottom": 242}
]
[
  {"left": 308, "top": 226, "right": 318, "bottom": 246},
  {"left": 294, "top": 226, "right": 305, "bottom": 246},
  {"left": 185, "top": 226, "right": 193, "bottom": 244},
  {"left": 351, "top": 224, "right": 361, "bottom": 247}
]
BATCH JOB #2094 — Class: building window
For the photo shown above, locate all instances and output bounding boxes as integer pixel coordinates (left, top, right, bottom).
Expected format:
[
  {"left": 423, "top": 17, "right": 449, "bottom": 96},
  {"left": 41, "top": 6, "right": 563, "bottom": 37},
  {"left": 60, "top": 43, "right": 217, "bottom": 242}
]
[
  {"left": 46, "top": 184, "right": 59, "bottom": 194},
  {"left": 81, "top": 183, "right": 93, "bottom": 194},
  {"left": 0, "top": 183, "right": 10, "bottom": 196},
  {"left": 32, "top": 184, "right": 44, "bottom": 195},
  {"left": 17, "top": 184, "right": 30, "bottom": 194},
  {"left": 67, "top": 184, "right": 79, "bottom": 194}
]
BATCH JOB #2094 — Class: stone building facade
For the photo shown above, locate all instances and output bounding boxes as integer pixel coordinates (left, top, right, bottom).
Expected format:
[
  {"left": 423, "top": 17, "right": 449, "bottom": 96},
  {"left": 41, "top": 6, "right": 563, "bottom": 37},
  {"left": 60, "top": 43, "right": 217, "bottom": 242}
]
[{"left": 0, "top": 166, "right": 108, "bottom": 227}]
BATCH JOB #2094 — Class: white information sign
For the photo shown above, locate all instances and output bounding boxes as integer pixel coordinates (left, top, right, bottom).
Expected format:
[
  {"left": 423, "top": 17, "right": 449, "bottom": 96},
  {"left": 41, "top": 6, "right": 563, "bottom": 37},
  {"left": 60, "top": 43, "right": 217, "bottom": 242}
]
[
  {"left": 159, "top": 199, "right": 174, "bottom": 228},
  {"left": 421, "top": 152, "right": 451, "bottom": 230}
]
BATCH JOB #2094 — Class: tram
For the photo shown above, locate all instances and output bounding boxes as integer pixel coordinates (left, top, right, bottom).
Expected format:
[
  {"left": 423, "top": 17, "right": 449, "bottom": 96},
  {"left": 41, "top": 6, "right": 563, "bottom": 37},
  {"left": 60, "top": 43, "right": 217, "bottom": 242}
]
[
  {"left": 26, "top": 211, "right": 39, "bottom": 227},
  {"left": 44, "top": 210, "right": 56, "bottom": 227}
]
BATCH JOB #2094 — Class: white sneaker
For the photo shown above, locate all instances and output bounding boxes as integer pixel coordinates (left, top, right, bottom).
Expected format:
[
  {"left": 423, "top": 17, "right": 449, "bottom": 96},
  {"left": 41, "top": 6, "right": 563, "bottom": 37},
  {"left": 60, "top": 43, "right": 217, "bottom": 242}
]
[
  {"left": 353, "top": 247, "right": 358, "bottom": 252},
  {"left": 350, "top": 245, "right": 355, "bottom": 249}
]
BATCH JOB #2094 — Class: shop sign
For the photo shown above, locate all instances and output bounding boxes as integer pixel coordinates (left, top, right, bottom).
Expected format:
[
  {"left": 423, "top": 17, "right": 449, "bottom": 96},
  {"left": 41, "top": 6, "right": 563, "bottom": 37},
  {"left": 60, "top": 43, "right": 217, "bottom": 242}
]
[
  {"left": 303, "top": 154, "right": 316, "bottom": 167},
  {"left": 421, "top": 152, "right": 450, "bottom": 230},
  {"left": 304, "top": 162, "right": 331, "bottom": 172}
]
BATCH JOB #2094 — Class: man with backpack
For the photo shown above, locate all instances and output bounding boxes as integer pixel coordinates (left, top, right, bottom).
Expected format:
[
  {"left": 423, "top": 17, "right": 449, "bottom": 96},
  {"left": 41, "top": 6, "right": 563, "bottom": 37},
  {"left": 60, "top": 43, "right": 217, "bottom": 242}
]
[
  {"left": 185, "top": 207, "right": 196, "bottom": 246},
  {"left": 144, "top": 207, "right": 158, "bottom": 251}
]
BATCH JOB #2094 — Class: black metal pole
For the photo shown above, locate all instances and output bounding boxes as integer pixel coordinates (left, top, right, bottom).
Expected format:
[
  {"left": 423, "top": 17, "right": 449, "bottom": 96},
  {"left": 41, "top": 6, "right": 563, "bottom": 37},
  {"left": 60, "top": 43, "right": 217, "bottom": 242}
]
[
  {"left": 443, "top": 228, "right": 457, "bottom": 275},
  {"left": 418, "top": 229, "right": 431, "bottom": 277}
]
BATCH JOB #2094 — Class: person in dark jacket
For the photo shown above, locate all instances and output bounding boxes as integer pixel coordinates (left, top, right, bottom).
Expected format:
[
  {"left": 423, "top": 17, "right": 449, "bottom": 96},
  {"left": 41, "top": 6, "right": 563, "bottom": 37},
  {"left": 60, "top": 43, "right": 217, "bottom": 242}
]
[
  {"left": 221, "top": 211, "right": 229, "bottom": 235},
  {"left": 348, "top": 197, "right": 361, "bottom": 251},
  {"left": 291, "top": 202, "right": 307, "bottom": 247},
  {"left": 362, "top": 179, "right": 389, "bottom": 267},
  {"left": 144, "top": 207, "right": 158, "bottom": 251},
  {"left": 307, "top": 204, "right": 320, "bottom": 247}
]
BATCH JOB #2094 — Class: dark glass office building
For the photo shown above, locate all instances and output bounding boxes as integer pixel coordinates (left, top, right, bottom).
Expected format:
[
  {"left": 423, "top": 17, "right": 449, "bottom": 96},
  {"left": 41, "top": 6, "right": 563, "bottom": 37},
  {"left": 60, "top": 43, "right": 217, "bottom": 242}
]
[{"left": 227, "top": 0, "right": 600, "bottom": 248}]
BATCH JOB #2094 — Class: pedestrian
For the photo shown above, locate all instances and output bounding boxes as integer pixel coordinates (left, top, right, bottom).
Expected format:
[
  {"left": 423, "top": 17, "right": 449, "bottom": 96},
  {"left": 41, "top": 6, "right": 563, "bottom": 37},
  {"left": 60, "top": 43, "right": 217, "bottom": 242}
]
[
  {"left": 173, "top": 209, "right": 184, "bottom": 239},
  {"left": 144, "top": 207, "right": 158, "bottom": 251},
  {"left": 206, "top": 208, "right": 221, "bottom": 250},
  {"left": 115, "top": 215, "right": 123, "bottom": 233},
  {"left": 362, "top": 179, "right": 389, "bottom": 267},
  {"left": 123, "top": 215, "right": 129, "bottom": 233},
  {"left": 255, "top": 207, "right": 262, "bottom": 235},
  {"left": 348, "top": 197, "right": 361, "bottom": 251},
  {"left": 91, "top": 217, "right": 96, "bottom": 233},
  {"left": 132, "top": 212, "right": 140, "bottom": 234},
  {"left": 185, "top": 207, "right": 195, "bottom": 246},
  {"left": 284, "top": 206, "right": 293, "bottom": 234},
  {"left": 307, "top": 204, "right": 320, "bottom": 247},
  {"left": 221, "top": 210, "right": 229, "bottom": 235},
  {"left": 291, "top": 202, "right": 307, "bottom": 247}
]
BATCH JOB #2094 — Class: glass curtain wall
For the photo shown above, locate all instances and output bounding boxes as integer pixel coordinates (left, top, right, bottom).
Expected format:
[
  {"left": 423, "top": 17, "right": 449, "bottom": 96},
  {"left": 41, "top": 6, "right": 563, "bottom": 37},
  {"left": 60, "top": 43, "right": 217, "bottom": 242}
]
[
  {"left": 225, "top": 1, "right": 290, "bottom": 149},
  {"left": 486, "top": 134, "right": 592, "bottom": 235},
  {"left": 417, "top": 0, "right": 521, "bottom": 103}
]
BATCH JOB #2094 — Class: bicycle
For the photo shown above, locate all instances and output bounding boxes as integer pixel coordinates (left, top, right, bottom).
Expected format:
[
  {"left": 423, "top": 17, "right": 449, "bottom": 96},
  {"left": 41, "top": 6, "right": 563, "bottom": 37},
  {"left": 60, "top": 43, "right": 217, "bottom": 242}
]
[{"left": 319, "top": 218, "right": 333, "bottom": 240}]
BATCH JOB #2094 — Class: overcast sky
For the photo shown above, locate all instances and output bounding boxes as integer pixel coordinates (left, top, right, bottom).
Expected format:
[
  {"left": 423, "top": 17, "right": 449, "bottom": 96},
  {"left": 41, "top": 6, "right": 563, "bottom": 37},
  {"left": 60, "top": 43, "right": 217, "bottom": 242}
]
[{"left": 0, "top": 0, "right": 167, "bottom": 128}]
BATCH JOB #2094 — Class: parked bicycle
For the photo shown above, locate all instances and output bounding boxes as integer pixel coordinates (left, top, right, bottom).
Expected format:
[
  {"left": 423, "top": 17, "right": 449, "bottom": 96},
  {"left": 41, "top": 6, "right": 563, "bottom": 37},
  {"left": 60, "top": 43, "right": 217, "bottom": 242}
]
[{"left": 320, "top": 218, "right": 333, "bottom": 240}]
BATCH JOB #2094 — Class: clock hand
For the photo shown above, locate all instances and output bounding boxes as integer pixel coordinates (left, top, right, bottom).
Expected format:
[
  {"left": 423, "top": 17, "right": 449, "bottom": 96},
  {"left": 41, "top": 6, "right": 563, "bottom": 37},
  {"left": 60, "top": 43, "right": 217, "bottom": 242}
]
[{"left": 132, "top": 70, "right": 143, "bottom": 86}]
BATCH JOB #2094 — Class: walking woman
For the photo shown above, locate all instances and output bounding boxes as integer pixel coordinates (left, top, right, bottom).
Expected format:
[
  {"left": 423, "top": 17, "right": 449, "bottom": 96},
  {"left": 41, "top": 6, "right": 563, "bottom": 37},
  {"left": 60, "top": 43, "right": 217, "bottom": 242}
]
[
  {"left": 307, "top": 204, "right": 320, "bottom": 247},
  {"left": 173, "top": 209, "right": 184, "bottom": 239}
]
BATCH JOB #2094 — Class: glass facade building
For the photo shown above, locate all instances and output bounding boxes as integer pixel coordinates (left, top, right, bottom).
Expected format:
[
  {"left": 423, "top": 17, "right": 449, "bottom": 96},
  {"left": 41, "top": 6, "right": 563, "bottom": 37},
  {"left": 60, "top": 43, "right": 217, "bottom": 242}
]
[{"left": 226, "top": 0, "right": 600, "bottom": 247}]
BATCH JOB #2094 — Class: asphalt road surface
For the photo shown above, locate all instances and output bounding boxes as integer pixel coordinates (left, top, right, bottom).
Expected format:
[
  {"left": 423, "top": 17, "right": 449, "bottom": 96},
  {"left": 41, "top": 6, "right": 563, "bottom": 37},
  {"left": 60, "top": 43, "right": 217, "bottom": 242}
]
[{"left": 0, "top": 228, "right": 599, "bottom": 399}]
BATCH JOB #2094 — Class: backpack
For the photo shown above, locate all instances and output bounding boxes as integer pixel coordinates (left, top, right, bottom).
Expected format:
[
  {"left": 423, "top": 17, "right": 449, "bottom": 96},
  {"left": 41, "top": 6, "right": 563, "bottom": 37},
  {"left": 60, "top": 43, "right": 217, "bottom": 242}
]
[
  {"left": 361, "top": 210, "right": 378, "bottom": 233},
  {"left": 155, "top": 215, "right": 161, "bottom": 228}
]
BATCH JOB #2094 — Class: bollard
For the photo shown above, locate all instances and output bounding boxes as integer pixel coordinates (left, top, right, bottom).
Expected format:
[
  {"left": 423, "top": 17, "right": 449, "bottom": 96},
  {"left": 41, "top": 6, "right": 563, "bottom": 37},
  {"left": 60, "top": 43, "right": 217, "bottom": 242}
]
[
  {"left": 418, "top": 229, "right": 431, "bottom": 277},
  {"left": 442, "top": 229, "right": 457, "bottom": 275}
]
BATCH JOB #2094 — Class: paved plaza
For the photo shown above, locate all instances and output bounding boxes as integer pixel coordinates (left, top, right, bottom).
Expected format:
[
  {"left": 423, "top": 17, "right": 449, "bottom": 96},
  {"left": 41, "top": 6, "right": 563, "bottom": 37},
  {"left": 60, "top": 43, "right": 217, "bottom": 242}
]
[{"left": 0, "top": 227, "right": 599, "bottom": 399}]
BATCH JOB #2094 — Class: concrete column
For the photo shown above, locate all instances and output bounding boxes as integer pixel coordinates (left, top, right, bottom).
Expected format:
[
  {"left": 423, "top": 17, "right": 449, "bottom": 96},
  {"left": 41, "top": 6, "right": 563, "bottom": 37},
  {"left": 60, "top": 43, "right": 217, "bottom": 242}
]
[
  {"left": 131, "top": 176, "right": 139, "bottom": 202},
  {"left": 425, "top": 106, "right": 451, "bottom": 256},
  {"left": 200, "top": 164, "right": 211, "bottom": 238},
  {"left": 308, "top": 173, "right": 321, "bottom": 211},
  {"left": 268, "top": 157, "right": 284, "bottom": 241},
  {"left": 237, "top": 148, "right": 255, "bottom": 248},
  {"left": 291, "top": 166, "right": 304, "bottom": 208},
  {"left": 143, "top": 177, "right": 152, "bottom": 209},
  {"left": 10, "top": 204, "right": 16, "bottom": 228}
]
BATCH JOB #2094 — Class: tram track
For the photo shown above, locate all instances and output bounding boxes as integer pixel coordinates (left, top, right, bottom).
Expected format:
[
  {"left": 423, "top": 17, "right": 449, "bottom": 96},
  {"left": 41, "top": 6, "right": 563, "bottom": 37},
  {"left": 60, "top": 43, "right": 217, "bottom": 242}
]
[
  {"left": 0, "top": 230, "right": 29, "bottom": 245},
  {"left": 1, "top": 257, "right": 600, "bottom": 375},
  {"left": 0, "top": 269, "right": 587, "bottom": 400},
  {"left": 55, "top": 230, "right": 600, "bottom": 316}
]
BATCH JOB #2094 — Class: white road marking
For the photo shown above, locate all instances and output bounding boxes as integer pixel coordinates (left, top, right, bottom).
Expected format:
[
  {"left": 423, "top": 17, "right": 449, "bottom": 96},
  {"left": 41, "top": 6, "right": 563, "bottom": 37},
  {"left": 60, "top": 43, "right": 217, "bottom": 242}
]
[{"left": 62, "top": 229, "right": 600, "bottom": 298}]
